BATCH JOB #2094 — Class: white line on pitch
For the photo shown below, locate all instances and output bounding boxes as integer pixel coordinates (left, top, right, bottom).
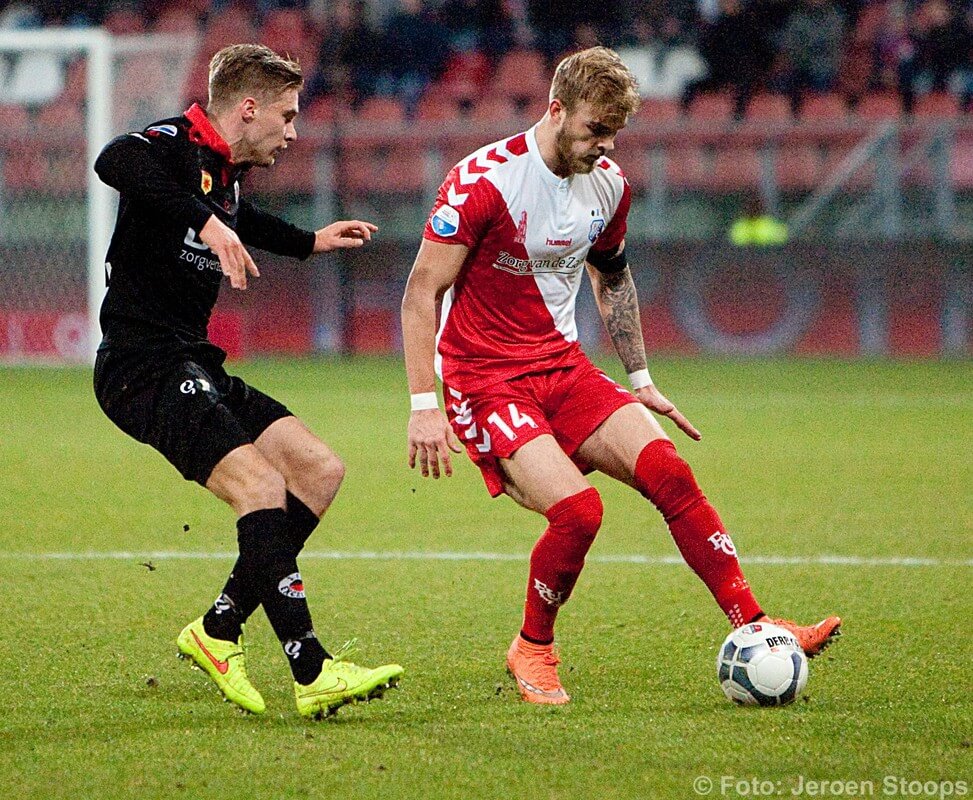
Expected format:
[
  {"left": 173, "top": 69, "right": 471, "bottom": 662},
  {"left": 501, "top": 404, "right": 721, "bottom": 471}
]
[{"left": 0, "top": 551, "right": 970, "bottom": 567}]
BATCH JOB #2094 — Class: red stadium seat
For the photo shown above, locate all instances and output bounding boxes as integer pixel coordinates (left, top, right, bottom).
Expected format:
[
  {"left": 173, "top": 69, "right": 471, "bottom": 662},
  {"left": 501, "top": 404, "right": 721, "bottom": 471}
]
[
  {"left": 689, "top": 92, "right": 734, "bottom": 122},
  {"left": 61, "top": 58, "right": 86, "bottom": 104},
  {"left": 801, "top": 93, "right": 849, "bottom": 122},
  {"left": 248, "top": 139, "right": 318, "bottom": 194},
  {"left": 2, "top": 145, "right": 47, "bottom": 192},
  {"left": 439, "top": 50, "right": 491, "bottom": 101},
  {"left": 304, "top": 96, "right": 337, "bottom": 125},
  {"left": 949, "top": 136, "right": 973, "bottom": 189},
  {"left": 36, "top": 99, "right": 83, "bottom": 132},
  {"left": 355, "top": 97, "right": 406, "bottom": 123},
  {"left": 103, "top": 8, "right": 146, "bottom": 35},
  {"left": 0, "top": 104, "right": 29, "bottom": 129},
  {"left": 634, "top": 97, "right": 681, "bottom": 124},
  {"left": 665, "top": 147, "right": 710, "bottom": 190},
  {"left": 748, "top": 93, "right": 791, "bottom": 123},
  {"left": 614, "top": 147, "right": 650, "bottom": 191},
  {"left": 416, "top": 92, "right": 461, "bottom": 122},
  {"left": 259, "top": 9, "right": 317, "bottom": 74},
  {"left": 776, "top": 147, "right": 822, "bottom": 191},
  {"left": 493, "top": 49, "right": 549, "bottom": 102},
  {"left": 152, "top": 7, "right": 198, "bottom": 34},
  {"left": 386, "top": 145, "right": 428, "bottom": 193},
  {"left": 856, "top": 92, "right": 901, "bottom": 120},
  {"left": 200, "top": 6, "right": 256, "bottom": 55},
  {"left": 116, "top": 54, "right": 168, "bottom": 104},
  {"left": 709, "top": 149, "right": 762, "bottom": 191},
  {"left": 915, "top": 92, "right": 960, "bottom": 119},
  {"left": 471, "top": 95, "right": 518, "bottom": 123}
]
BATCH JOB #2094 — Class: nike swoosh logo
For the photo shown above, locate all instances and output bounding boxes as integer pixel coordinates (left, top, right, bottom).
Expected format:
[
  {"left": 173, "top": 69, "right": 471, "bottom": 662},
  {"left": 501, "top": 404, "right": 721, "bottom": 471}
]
[
  {"left": 191, "top": 630, "right": 229, "bottom": 674},
  {"left": 515, "top": 675, "right": 567, "bottom": 699},
  {"left": 303, "top": 678, "right": 348, "bottom": 697}
]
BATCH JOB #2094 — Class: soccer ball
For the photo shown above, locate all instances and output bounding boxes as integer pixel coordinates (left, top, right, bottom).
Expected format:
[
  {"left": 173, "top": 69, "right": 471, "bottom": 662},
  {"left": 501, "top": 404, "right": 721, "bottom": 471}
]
[{"left": 717, "top": 622, "right": 808, "bottom": 706}]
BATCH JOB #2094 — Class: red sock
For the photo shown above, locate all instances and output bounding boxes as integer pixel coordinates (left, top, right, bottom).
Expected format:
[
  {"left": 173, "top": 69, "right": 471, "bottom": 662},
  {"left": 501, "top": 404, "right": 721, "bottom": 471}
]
[
  {"left": 521, "top": 488, "right": 604, "bottom": 644},
  {"left": 635, "top": 440, "right": 762, "bottom": 627}
]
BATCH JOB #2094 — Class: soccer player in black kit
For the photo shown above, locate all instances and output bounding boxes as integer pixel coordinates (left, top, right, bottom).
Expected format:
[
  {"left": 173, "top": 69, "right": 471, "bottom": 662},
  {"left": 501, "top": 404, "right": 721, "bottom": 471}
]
[{"left": 93, "top": 44, "right": 402, "bottom": 719}]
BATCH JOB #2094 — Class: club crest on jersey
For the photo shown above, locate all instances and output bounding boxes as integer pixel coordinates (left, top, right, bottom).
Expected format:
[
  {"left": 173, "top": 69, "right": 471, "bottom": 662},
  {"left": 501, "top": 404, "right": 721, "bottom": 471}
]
[
  {"left": 513, "top": 210, "right": 528, "bottom": 244},
  {"left": 588, "top": 216, "right": 606, "bottom": 243},
  {"left": 200, "top": 170, "right": 213, "bottom": 194},
  {"left": 146, "top": 124, "right": 177, "bottom": 137},
  {"left": 432, "top": 205, "right": 460, "bottom": 237}
]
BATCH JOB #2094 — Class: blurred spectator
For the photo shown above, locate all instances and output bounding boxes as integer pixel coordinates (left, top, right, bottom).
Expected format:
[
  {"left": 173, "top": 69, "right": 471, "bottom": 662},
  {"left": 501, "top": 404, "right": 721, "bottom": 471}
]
[
  {"left": 896, "top": 0, "right": 971, "bottom": 113},
  {"left": 680, "top": 0, "right": 774, "bottom": 119},
  {"left": 307, "top": 0, "right": 381, "bottom": 105},
  {"left": 373, "top": 0, "right": 449, "bottom": 113},
  {"left": 440, "top": 0, "right": 514, "bottom": 56},
  {"left": 778, "top": 0, "right": 846, "bottom": 117},
  {"left": 527, "top": 0, "right": 601, "bottom": 60},
  {"left": 617, "top": 14, "right": 705, "bottom": 98},
  {"left": 0, "top": 1, "right": 42, "bottom": 29}
]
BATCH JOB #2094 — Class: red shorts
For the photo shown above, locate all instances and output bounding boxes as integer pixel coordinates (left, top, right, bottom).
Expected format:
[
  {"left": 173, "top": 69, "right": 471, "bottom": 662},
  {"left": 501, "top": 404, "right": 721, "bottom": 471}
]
[{"left": 443, "top": 359, "right": 640, "bottom": 497}]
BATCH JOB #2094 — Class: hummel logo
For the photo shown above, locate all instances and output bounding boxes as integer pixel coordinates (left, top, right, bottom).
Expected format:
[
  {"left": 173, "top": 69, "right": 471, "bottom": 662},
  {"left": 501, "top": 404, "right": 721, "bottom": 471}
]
[{"left": 191, "top": 630, "right": 229, "bottom": 674}]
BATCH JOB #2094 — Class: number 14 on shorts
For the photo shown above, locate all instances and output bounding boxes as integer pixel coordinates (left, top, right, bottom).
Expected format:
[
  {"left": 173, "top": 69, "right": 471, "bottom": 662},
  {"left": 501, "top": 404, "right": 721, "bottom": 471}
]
[{"left": 488, "top": 404, "right": 538, "bottom": 441}]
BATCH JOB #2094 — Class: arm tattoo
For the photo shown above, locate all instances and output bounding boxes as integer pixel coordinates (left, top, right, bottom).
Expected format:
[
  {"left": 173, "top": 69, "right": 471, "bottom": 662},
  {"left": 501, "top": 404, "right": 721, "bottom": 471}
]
[{"left": 598, "top": 267, "right": 647, "bottom": 375}]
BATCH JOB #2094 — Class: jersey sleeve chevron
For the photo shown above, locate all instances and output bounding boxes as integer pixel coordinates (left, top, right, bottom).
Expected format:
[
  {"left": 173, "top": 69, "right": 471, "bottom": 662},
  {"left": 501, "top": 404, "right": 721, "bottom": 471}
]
[{"left": 423, "top": 138, "right": 521, "bottom": 248}]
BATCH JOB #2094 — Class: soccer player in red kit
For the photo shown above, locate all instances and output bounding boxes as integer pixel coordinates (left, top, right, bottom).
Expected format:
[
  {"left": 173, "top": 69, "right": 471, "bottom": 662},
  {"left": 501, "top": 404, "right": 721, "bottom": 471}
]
[{"left": 401, "top": 47, "right": 840, "bottom": 705}]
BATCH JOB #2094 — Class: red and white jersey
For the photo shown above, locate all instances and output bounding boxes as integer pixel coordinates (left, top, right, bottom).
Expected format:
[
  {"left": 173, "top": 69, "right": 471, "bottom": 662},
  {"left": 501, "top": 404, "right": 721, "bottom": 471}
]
[{"left": 423, "top": 125, "right": 631, "bottom": 393}]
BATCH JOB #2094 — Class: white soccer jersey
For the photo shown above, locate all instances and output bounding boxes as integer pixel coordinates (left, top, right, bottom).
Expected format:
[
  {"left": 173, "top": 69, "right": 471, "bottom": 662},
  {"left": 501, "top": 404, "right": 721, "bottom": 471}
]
[{"left": 423, "top": 125, "right": 632, "bottom": 393}]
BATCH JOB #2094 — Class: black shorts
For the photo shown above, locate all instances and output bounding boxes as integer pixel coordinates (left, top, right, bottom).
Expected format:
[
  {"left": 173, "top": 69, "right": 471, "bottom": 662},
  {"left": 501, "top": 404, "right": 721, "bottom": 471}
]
[{"left": 94, "top": 347, "right": 292, "bottom": 485}]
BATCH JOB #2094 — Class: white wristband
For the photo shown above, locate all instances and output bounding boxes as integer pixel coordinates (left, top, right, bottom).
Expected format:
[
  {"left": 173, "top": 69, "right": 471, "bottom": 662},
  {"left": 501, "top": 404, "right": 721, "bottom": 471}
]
[
  {"left": 628, "top": 369, "right": 653, "bottom": 390},
  {"left": 410, "top": 392, "right": 439, "bottom": 411}
]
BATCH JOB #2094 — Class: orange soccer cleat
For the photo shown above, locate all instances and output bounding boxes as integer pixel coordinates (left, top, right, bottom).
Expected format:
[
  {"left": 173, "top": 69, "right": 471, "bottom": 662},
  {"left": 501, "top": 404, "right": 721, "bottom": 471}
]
[
  {"left": 506, "top": 635, "right": 571, "bottom": 705},
  {"left": 759, "top": 615, "right": 842, "bottom": 658}
]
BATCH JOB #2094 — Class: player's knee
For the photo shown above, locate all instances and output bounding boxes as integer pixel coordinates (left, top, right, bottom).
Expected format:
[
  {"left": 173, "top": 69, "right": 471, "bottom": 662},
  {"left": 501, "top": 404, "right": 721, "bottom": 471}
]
[
  {"left": 297, "top": 449, "right": 344, "bottom": 509},
  {"left": 575, "top": 489, "right": 604, "bottom": 539},
  {"left": 547, "top": 487, "right": 604, "bottom": 544},
  {"left": 318, "top": 452, "right": 345, "bottom": 491},
  {"left": 634, "top": 440, "right": 703, "bottom": 521},
  {"left": 243, "top": 463, "right": 288, "bottom": 510}
]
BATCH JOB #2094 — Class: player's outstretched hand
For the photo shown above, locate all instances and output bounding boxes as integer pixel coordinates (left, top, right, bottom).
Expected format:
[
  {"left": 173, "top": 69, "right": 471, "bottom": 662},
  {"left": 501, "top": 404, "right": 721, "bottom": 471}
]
[
  {"left": 408, "top": 409, "right": 463, "bottom": 479},
  {"left": 314, "top": 220, "right": 379, "bottom": 253},
  {"left": 635, "top": 384, "right": 702, "bottom": 441},
  {"left": 199, "top": 214, "right": 259, "bottom": 290}
]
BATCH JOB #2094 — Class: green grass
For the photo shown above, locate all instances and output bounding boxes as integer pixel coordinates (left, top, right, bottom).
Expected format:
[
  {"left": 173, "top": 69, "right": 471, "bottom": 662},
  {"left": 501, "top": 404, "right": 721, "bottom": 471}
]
[{"left": 0, "top": 356, "right": 970, "bottom": 799}]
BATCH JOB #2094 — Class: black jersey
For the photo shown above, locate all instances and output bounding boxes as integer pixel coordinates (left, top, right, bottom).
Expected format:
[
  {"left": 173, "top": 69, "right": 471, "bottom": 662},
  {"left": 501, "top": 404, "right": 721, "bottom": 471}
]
[{"left": 94, "top": 103, "right": 315, "bottom": 356}]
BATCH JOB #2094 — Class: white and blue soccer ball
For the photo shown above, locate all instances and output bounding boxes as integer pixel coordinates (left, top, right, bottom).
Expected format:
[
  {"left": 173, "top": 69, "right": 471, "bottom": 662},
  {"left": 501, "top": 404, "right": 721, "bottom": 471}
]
[{"left": 717, "top": 622, "right": 808, "bottom": 706}]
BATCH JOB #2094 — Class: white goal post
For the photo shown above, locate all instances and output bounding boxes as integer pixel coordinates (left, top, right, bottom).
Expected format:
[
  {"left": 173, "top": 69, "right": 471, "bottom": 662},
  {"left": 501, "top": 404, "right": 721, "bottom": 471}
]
[{"left": 0, "top": 28, "right": 197, "bottom": 364}]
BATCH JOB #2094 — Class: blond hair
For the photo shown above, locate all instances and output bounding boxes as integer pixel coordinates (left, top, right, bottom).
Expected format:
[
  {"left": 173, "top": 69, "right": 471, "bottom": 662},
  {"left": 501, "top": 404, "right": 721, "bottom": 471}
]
[
  {"left": 550, "top": 46, "right": 640, "bottom": 122},
  {"left": 207, "top": 44, "right": 303, "bottom": 111}
]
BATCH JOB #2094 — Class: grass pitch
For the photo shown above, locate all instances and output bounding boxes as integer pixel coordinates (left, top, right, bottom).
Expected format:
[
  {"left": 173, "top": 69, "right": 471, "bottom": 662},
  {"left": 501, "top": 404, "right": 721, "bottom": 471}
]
[{"left": 0, "top": 356, "right": 970, "bottom": 799}]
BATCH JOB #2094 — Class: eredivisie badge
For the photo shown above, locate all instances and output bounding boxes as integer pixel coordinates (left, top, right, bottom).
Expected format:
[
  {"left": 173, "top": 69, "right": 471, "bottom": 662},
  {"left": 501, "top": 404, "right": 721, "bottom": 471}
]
[
  {"left": 432, "top": 205, "right": 460, "bottom": 237},
  {"left": 200, "top": 170, "right": 213, "bottom": 194}
]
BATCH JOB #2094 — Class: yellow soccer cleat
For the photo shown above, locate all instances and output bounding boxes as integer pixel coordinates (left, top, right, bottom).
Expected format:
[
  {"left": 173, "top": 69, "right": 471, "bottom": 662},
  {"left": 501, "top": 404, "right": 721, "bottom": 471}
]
[
  {"left": 295, "top": 642, "right": 403, "bottom": 720},
  {"left": 176, "top": 616, "right": 266, "bottom": 715}
]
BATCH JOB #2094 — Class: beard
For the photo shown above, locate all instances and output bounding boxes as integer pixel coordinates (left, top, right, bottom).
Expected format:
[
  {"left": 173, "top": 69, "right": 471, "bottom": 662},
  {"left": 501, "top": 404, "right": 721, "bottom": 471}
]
[{"left": 554, "top": 128, "right": 600, "bottom": 175}]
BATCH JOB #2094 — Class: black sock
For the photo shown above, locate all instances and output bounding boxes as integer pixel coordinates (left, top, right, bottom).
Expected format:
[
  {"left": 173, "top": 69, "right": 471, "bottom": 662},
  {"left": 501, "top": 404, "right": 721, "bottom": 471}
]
[
  {"left": 203, "top": 492, "right": 322, "bottom": 640},
  {"left": 284, "top": 491, "right": 321, "bottom": 557},
  {"left": 202, "top": 590, "right": 247, "bottom": 642},
  {"left": 235, "top": 508, "right": 328, "bottom": 683}
]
